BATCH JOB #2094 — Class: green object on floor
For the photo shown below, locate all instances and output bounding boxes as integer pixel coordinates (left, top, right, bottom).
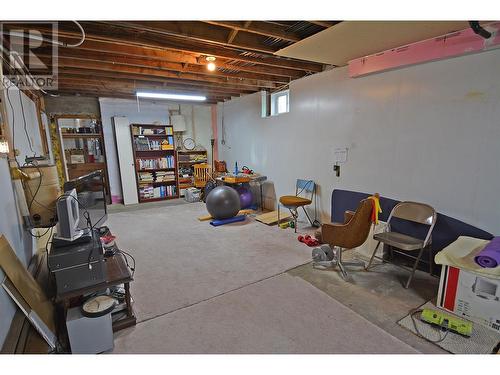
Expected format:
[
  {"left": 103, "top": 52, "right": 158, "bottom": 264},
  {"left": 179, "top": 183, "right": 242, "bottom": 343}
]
[
  {"left": 420, "top": 308, "right": 473, "bottom": 337},
  {"left": 289, "top": 221, "right": 295, "bottom": 229}
]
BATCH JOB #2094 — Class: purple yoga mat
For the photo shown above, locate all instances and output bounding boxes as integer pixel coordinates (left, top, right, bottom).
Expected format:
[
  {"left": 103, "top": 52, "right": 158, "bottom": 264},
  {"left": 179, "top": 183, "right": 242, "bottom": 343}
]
[{"left": 474, "top": 237, "right": 500, "bottom": 268}]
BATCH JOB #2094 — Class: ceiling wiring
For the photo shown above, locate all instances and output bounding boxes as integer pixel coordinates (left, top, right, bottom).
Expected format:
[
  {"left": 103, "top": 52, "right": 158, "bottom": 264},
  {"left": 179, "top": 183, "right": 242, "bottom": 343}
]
[{"left": 2, "top": 21, "right": 86, "bottom": 48}]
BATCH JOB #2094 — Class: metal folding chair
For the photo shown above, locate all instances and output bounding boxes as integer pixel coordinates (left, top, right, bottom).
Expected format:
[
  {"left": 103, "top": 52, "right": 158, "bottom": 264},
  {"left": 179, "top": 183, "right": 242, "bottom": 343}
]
[
  {"left": 365, "top": 201, "right": 437, "bottom": 289},
  {"left": 278, "top": 179, "right": 316, "bottom": 233}
]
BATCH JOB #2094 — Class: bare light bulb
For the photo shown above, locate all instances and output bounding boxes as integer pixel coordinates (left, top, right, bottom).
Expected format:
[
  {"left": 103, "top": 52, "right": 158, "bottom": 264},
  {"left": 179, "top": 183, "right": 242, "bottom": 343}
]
[
  {"left": 0, "top": 137, "right": 9, "bottom": 154},
  {"left": 207, "top": 62, "right": 216, "bottom": 71}
]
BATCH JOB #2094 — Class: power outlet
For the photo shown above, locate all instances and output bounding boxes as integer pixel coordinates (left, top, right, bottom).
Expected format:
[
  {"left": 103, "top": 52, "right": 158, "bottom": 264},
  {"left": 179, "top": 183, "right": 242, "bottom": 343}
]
[{"left": 333, "top": 164, "right": 340, "bottom": 177}]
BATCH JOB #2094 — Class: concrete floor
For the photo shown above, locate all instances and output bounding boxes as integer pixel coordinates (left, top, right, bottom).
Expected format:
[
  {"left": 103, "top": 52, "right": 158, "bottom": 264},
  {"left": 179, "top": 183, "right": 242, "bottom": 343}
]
[
  {"left": 109, "top": 200, "right": 446, "bottom": 353},
  {"left": 108, "top": 197, "right": 190, "bottom": 213},
  {"left": 288, "top": 255, "right": 446, "bottom": 353}
]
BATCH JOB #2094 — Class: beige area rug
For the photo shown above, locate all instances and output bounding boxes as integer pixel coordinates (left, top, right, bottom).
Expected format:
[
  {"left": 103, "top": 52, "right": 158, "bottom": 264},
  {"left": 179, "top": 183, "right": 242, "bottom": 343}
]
[
  {"left": 113, "top": 273, "right": 419, "bottom": 354},
  {"left": 107, "top": 202, "right": 312, "bottom": 322}
]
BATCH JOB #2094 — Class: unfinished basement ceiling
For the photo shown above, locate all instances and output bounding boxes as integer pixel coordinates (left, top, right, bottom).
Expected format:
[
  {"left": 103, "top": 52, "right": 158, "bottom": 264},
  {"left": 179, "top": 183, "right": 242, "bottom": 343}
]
[
  {"left": 1, "top": 21, "right": 339, "bottom": 103},
  {"left": 275, "top": 21, "right": 470, "bottom": 66}
]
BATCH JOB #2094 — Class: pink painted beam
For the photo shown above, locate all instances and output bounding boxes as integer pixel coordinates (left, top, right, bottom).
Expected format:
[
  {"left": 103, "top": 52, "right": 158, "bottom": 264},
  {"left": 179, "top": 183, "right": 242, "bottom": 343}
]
[{"left": 349, "top": 22, "right": 500, "bottom": 78}]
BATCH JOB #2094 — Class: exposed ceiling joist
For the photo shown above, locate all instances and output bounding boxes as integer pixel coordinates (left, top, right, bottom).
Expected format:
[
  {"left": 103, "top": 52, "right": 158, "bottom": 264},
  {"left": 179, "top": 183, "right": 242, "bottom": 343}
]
[
  {"left": 95, "top": 21, "right": 279, "bottom": 54},
  {"left": 204, "top": 21, "right": 302, "bottom": 42},
  {"left": 53, "top": 58, "right": 279, "bottom": 88},
  {"left": 2, "top": 21, "right": 333, "bottom": 102},
  {"left": 309, "top": 21, "right": 337, "bottom": 28},
  {"left": 39, "top": 50, "right": 291, "bottom": 83},
  {"left": 32, "top": 25, "right": 324, "bottom": 72},
  {"left": 57, "top": 84, "right": 232, "bottom": 100},
  {"left": 57, "top": 68, "right": 264, "bottom": 92},
  {"left": 57, "top": 76, "right": 248, "bottom": 96},
  {"left": 55, "top": 89, "right": 220, "bottom": 104}
]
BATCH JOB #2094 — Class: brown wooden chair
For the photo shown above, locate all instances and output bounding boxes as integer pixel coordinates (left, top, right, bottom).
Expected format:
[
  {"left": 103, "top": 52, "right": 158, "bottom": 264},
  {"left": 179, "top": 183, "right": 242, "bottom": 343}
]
[
  {"left": 314, "top": 198, "right": 374, "bottom": 279},
  {"left": 193, "top": 163, "right": 211, "bottom": 189}
]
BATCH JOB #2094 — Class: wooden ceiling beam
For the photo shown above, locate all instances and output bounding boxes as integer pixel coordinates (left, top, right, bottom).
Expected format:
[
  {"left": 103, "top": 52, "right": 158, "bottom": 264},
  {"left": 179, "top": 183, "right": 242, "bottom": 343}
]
[
  {"left": 54, "top": 89, "right": 221, "bottom": 103},
  {"left": 57, "top": 76, "right": 246, "bottom": 96},
  {"left": 56, "top": 84, "right": 232, "bottom": 101},
  {"left": 72, "top": 42, "right": 304, "bottom": 78},
  {"left": 57, "top": 68, "right": 263, "bottom": 92},
  {"left": 52, "top": 58, "right": 279, "bottom": 89},
  {"left": 39, "top": 49, "right": 291, "bottom": 83},
  {"left": 57, "top": 84, "right": 236, "bottom": 101},
  {"left": 204, "top": 21, "right": 303, "bottom": 42},
  {"left": 308, "top": 21, "right": 338, "bottom": 28},
  {"left": 29, "top": 24, "right": 323, "bottom": 72},
  {"left": 7, "top": 35, "right": 303, "bottom": 78},
  {"left": 95, "top": 21, "right": 279, "bottom": 54}
]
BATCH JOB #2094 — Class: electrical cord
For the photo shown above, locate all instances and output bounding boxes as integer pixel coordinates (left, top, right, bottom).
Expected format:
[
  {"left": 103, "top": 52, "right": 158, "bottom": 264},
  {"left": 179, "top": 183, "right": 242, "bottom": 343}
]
[
  {"left": 44, "top": 225, "right": 54, "bottom": 272},
  {"left": 2, "top": 21, "right": 85, "bottom": 47},
  {"left": 4, "top": 87, "right": 18, "bottom": 165},
  {"left": 22, "top": 160, "right": 42, "bottom": 210},
  {"left": 3, "top": 23, "right": 84, "bottom": 97},
  {"left": 117, "top": 249, "right": 136, "bottom": 277},
  {"left": 409, "top": 308, "right": 450, "bottom": 343},
  {"left": 295, "top": 180, "right": 321, "bottom": 227},
  {"left": 98, "top": 225, "right": 135, "bottom": 276}
]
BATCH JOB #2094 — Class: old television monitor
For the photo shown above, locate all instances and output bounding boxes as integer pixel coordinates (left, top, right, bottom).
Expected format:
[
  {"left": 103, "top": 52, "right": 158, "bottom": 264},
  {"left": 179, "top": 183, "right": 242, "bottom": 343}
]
[
  {"left": 63, "top": 170, "right": 108, "bottom": 230},
  {"left": 55, "top": 188, "right": 82, "bottom": 241}
]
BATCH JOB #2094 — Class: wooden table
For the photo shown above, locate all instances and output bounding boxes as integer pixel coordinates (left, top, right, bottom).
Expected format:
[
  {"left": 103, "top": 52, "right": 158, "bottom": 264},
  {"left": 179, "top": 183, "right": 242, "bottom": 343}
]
[{"left": 55, "top": 251, "right": 136, "bottom": 332}]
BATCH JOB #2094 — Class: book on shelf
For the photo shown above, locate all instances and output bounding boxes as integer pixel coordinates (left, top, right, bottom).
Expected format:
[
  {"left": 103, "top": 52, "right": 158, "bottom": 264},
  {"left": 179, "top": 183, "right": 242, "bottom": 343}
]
[
  {"left": 139, "top": 184, "right": 176, "bottom": 199},
  {"left": 155, "top": 171, "right": 176, "bottom": 182},
  {"left": 137, "top": 155, "right": 175, "bottom": 170},
  {"left": 132, "top": 125, "right": 170, "bottom": 136},
  {"left": 134, "top": 138, "right": 150, "bottom": 151},
  {"left": 138, "top": 170, "right": 175, "bottom": 184},
  {"left": 134, "top": 137, "right": 165, "bottom": 151}
]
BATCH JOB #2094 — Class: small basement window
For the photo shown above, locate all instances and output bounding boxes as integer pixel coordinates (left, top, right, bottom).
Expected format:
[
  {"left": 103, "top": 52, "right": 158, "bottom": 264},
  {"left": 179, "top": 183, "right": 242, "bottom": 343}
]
[{"left": 271, "top": 90, "right": 289, "bottom": 116}]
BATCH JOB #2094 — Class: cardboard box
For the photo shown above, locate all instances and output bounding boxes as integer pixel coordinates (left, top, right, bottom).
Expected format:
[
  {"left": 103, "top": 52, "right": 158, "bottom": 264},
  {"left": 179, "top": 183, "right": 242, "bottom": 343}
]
[{"left": 437, "top": 265, "right": 500, "bottom": 333}]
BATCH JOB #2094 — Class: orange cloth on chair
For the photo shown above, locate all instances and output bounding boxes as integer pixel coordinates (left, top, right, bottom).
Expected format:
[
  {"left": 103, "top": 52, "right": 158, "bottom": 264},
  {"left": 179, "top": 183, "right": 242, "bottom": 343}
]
[{"left": 368, "top": 194, "right": 382, "bottom": 224}]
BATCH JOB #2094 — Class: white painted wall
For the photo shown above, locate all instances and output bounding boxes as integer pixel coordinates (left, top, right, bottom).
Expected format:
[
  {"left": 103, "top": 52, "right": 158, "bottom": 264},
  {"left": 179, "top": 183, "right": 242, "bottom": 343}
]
[
  {"left": 99, "top": 98, "right": 213, "bottom": 201},
  {"left": 0, "top": 84, "right": 39, "bottom": 347},
  {"left": 218, "top": 49, "right": 500, "bottom": 234}
]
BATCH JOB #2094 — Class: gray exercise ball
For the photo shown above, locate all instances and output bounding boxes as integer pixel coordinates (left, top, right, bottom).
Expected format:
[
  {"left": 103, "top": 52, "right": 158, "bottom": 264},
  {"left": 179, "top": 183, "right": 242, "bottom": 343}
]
[{"left": 206, "top": 185, "right": 241, "bottom": 220}]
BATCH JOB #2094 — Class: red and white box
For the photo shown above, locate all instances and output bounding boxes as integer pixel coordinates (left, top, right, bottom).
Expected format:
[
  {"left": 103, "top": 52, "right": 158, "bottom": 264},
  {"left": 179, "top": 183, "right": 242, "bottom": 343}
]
[{"left": 437, "top": 265, "right": 500, "bottom": 333}]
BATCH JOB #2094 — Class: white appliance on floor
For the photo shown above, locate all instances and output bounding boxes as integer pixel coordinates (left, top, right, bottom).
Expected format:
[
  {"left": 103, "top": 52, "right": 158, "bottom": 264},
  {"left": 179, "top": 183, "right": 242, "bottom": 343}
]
[{"left": 66, "top": 306, "right": 114, "bottom": 354}]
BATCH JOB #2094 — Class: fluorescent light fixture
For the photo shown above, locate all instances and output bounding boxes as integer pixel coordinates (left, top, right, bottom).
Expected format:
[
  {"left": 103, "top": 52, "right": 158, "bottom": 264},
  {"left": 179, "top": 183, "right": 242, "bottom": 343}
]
[{"left": 136, "top": 92, "right": 206, "bottom": 101}]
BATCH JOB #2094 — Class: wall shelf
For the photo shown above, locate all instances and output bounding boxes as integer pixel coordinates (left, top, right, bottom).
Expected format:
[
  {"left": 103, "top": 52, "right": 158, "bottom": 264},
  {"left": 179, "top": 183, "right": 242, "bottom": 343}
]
[
  {"left": 177, "top": 149, "right": 208, "bottom": 197},
  {"left": 56, "top": 116, "right": 111, "bottom": 203},
  {"left": 62, "top": 133, "right": 102, "bottom": 139}
]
